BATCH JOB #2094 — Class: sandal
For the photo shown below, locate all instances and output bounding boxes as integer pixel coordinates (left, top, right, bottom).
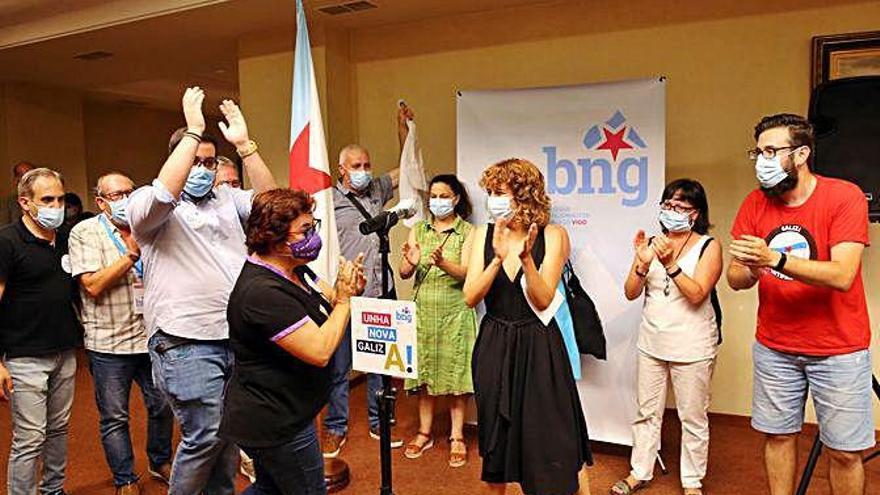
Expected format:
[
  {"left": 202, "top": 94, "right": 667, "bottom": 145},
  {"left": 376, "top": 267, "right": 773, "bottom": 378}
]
[
  {"left": 448, "top": 437, "right": 467, "bottom": 468},
  {"left": 610, "top": 478, "right": 649, "bottom": 495},
  {"left": 404, "top": 432, "right": 434, "bottom": 459}
]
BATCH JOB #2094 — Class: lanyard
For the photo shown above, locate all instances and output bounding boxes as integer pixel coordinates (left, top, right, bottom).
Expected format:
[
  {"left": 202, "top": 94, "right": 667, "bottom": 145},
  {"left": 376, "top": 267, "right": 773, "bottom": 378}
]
[{"left": 99, "top": 215, "right": 143, "bottom": 279}]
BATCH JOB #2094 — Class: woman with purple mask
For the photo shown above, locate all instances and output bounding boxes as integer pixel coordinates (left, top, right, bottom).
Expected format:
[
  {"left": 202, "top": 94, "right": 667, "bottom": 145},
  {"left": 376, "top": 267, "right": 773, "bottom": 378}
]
[{"left": 219, "top": 188, "right": 365, "bottom": 495}]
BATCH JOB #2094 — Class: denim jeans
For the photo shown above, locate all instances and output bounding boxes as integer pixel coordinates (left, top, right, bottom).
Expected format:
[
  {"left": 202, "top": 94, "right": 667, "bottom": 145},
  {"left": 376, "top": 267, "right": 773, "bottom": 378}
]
[
  {"left": 87, "top": 351, "right": 173, "bottom": 486},
  {"left": 240, "top": 423, "right": 326, "bottom": 495},
  {"left": 5, "top": 350, "right": 76, "bottom": 495},
  {"left": 149, "top": 330, "right": 238, "bottom": 495},
  {"left": 323, "top": 326, "right": 384, "bottom": 434}
]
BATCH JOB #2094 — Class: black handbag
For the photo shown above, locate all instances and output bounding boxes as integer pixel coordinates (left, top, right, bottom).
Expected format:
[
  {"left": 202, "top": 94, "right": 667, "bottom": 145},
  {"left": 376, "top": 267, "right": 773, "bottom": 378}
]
[{"left": 561, "top": 260, "right": 606, "bottom": 360}]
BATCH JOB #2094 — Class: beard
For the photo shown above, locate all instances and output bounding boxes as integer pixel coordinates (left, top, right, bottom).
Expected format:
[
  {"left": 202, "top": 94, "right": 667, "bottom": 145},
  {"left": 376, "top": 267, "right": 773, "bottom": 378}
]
[{"left": 760, "top": 156, "right": 799, "bottom": 198}]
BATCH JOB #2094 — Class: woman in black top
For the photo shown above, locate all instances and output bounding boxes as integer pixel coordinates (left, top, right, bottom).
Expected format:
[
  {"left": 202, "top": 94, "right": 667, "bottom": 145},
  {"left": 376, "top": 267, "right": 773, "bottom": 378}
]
[
  {"left": 463, "top": 159, "right": 592, "bottom": 495},
  {"left": 220, "top": 188, "right": 365, "bottom": 495}
]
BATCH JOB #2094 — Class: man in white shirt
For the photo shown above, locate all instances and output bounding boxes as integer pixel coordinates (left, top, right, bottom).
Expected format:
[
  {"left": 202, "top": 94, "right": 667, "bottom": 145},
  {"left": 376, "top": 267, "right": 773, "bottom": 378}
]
[{"left": 128, "top": 87, "right": 277, "bottom": 495}]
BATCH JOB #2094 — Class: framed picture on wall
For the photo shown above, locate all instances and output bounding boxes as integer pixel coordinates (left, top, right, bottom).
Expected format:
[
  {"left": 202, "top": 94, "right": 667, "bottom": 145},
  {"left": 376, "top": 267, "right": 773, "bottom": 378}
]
[{"left": 811, "top": 30, "right": 880, "bottom": 89}]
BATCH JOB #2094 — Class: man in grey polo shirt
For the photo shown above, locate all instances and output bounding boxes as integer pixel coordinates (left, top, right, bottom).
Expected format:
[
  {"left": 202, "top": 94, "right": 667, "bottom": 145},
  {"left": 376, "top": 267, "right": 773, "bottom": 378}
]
[
  {"left": 322, "top": 107, "right": 413, "bottom": 458},
  {"left": 128, "top": 87, "right": 277, "bottom": 495}
]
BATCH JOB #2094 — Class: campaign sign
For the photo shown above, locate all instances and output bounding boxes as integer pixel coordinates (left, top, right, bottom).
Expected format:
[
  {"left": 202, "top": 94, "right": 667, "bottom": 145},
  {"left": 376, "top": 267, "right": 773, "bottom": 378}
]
[{"left": 351, "top": 297, "right": 418, "bottom": 379}]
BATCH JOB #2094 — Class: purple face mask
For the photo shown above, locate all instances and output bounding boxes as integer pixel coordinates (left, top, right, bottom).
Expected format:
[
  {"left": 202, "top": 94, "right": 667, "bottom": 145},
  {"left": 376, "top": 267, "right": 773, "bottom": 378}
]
[{"left": 288, "top": 228, "right": 323, "bottom": 261}]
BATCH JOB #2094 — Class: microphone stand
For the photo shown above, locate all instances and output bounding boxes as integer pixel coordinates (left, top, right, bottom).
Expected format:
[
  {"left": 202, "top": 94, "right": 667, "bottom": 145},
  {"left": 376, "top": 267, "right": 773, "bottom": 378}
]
[{"left": 376, "top": 214, "right": 398, "bottom": 495}]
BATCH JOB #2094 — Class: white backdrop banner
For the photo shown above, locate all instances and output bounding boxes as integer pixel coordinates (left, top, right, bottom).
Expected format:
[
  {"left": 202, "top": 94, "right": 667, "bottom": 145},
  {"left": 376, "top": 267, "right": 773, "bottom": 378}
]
[{"left": 456, "top": 78, "right": 666, "bottom": 445}]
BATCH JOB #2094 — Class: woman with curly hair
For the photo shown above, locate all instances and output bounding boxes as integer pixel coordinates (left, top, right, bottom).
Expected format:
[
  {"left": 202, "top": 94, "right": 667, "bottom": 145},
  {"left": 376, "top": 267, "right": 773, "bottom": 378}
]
[{"left": 463, "top": 159, "right": 592, "bottom": 495}]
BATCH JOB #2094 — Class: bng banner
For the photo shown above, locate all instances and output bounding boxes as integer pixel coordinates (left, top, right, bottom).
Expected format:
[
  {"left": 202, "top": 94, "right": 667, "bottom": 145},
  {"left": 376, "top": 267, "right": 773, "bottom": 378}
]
[{"left": 456, "top": 78, "right": 666, "bottom": 445}]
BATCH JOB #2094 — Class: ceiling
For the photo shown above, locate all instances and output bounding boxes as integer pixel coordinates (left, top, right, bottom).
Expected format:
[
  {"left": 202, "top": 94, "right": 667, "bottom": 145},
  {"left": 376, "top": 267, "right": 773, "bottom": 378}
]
[{"left": 0, "top": 0, "right": 553, "bottom": 113}]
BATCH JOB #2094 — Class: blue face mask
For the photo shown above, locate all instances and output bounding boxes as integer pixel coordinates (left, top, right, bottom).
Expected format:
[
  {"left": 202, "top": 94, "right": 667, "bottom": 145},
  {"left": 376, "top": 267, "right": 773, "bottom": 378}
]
[
  {"left": 658, "top": 208, "right": 693, "bottom": 233},
  {"left": 184, "top": 166, "right": 216, "bottom": 198},
  {"left": 429, "top": 198, "right": 455, "bottom": 219},
  {"left": 33, "top": 204, "right": 65, "bottom": 230},
  {"left": 349, "top": 170, "right": 372, "bottom": 191},
  {"left": 107, "top": 197, "right": 129, "bottom": 226},
  {"left": 755, "top": 154, "right": 790, "bottom": 189}
]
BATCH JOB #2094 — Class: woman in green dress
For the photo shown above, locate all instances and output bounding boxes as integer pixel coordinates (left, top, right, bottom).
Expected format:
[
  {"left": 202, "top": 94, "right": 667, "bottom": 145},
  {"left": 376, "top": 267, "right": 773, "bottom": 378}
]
[{"left": 400, "top": 174, "right": 477, "bottom": 468}]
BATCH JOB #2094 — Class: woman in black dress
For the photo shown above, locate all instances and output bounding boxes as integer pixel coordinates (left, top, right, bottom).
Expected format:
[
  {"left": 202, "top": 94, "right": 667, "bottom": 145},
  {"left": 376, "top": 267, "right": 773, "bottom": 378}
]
[{"left": 463, "top": 158, "right": 592, "bottom": 495}]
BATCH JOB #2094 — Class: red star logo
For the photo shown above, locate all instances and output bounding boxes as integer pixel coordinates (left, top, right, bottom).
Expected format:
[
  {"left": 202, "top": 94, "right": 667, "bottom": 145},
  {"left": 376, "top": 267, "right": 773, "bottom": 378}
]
[
  {"left": 596, "top": 127, "right": 633, "bottom": 161},
  {"left": 289, "top": 124, "right": 332, "bottom": 195}
]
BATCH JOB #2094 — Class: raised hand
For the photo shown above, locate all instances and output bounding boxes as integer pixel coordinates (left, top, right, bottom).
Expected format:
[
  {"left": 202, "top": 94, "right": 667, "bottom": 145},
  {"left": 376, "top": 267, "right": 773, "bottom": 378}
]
[
  {"left": 633, "top": 230, "right": 654, "bottom": 267},
  {"left": 402, "top": 241, "right": 421, "bottom": 266},
  {"left": 352, "top": 253, "right": 366, "bottom": 295},
  {"left": 182, "top": 87, "right": 206, "bottom": 134},
  {"left": 492, "top": 218, "right": 511, "bottom": 261},
  {"left": 218, "top": 99, "right": 250, "bottom": 147},
  {"left": 650, "top": 235, "right": 675, "bottom": 268},
  {"left": 730, "top": 235, "right": 777, "bottom": 268},
  {"left": 519, "top": 223, "right": 539, "bottom": 260}
]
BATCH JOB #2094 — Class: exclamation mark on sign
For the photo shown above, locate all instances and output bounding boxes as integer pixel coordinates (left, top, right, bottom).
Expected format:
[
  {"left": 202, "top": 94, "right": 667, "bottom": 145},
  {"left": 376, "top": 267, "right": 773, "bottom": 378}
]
[{"left": 405, "top": 345, "right": 413, "bottom": 374}]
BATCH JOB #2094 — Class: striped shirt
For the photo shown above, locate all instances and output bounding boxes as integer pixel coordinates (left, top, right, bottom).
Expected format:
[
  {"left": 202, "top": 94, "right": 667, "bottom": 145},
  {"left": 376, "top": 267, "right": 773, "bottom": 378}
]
[{"left": 68, "top": 215, "right": 147, "bottom": 354}]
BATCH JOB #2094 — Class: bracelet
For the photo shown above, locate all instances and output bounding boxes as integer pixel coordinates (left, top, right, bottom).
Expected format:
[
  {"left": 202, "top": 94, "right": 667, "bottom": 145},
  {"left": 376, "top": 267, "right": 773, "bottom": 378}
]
[
  {"left": 126, "top": 252, "right": 140, "bottom": 263},
  {"left": 635, "top": 268, "right": 647, "bottom": 278},
  {"left": 666, "top": 266, "right": 683, "bottom": 278},
  {"left": 183, "top": 131, "right": 202, "bottom": 143},
  {"left": 237, "top": 140, "right": 258, "bottom": 158},
  {"left": 773, "top": 252, "right": 787, "bottom": 272}
]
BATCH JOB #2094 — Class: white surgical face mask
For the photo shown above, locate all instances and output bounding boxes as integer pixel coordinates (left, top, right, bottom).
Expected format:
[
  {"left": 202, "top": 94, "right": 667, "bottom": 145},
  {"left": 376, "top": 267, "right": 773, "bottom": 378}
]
[
  {"left": 658, "top": 208, "right": 693, "bottom": 233},
  {"left": 755, "top": 153, "right": 791, "bottom": 189},
  {"left": 487, "top": 195, "right": 513, "bottom": 221},
  {"left": 429, "top": 198, "right": 455, "bottom": 219}
]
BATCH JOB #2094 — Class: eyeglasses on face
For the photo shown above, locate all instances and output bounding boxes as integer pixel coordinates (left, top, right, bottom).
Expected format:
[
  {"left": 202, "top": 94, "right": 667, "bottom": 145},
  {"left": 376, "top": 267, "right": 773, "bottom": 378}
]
[
  {"left": 100, "top": 190, "right": 133, "bottom": 202},
  {"left": 193, "top": 156, "right": 220, "bottom": 171},
  {"left": 659, "top": 200, "right": 694, "bottom": 214},
  {"left": 747, "top": 145, "right": 801, "bottom": 161}
]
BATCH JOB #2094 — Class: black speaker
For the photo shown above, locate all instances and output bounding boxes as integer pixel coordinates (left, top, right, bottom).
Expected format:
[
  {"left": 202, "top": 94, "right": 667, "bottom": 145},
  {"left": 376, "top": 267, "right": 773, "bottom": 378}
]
[{"left": 808, "top": 76, "right": 880, "bottom": 221}]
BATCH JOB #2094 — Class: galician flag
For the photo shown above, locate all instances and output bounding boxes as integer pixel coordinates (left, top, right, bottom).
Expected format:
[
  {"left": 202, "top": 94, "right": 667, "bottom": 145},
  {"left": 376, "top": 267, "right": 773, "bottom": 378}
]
[{"left": 290, "top": 0, "right": 338, "bottom": 282}]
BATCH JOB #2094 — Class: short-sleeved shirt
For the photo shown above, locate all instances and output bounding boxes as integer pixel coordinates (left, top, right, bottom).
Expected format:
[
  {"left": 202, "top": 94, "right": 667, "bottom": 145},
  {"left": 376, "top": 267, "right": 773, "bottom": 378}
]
[
  {"left": 220, "top": 259, "right": 333, "bottom": 447},
  {"left": 731, "top": 175, "right": 870, "bottom": 356},
  {"left": 332, "top": 176, "right": 394, "bottom": 297},
  {"left": 68, "top": 215, "right": 146, "bottom": 354},
  {"left": 0, "top": 219, "right": 78, "bottom": 358},
  {"left": 128, "top": 181, "right": 253, "bottom": 340}
]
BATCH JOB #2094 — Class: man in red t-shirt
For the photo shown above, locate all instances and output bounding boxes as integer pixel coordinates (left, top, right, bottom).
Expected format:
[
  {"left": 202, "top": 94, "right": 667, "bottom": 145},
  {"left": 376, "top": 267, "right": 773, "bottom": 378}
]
[{"left": 728, "top": 114, "right": 874, "bottom": 495}]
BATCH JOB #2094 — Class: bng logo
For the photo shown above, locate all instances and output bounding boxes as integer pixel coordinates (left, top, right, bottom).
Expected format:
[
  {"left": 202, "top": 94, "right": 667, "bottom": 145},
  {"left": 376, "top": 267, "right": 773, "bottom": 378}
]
[{"left": 543, "top": 110, "right": 648, "bottom": 207}]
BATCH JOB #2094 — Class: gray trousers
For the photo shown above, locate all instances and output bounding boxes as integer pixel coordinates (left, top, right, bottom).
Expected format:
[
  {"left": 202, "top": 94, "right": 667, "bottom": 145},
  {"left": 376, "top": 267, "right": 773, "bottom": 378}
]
[{"left": 5, "top": 350, "right": 76, "bottom": 495}]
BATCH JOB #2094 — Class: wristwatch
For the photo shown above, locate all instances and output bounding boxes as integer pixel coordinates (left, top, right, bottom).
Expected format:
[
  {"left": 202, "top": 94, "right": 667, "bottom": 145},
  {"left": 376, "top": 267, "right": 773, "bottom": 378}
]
[
  {"left": 773, "top": 252, "right": 787, "bottom": 272},
  {"left": 236, "top": 140, "right": 258, "bottom": 158},
  {"left": 126, "top": 251, "right": 140, "bottom": 263}
]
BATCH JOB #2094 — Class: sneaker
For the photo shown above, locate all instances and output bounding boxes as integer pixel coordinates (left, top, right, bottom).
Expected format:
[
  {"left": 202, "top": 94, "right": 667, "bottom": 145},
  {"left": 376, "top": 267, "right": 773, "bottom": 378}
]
[
  {"left": 369, "top": 426, "right": 403, "bottom": 448},
  {"left": 240, "top": 451, "right": 256, "bottom": 483},
  {"left": 322, "top": 430, "right": 347, "bottom": 458},
  {"left": 148, "top": 463, "right": 172, "bottom": 485}
]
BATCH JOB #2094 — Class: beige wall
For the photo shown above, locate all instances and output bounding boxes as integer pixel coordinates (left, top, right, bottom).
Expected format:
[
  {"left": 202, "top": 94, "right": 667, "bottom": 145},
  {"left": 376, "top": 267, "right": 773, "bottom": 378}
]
[
  {"left": 82, "top": 100, "right": 182, "bottom": 205},
  {"left": 238, "top": 1, "right": 880, "bottom": 422},
  {"left": 0, "top": 83, "right": 89, "bottom": 200}
]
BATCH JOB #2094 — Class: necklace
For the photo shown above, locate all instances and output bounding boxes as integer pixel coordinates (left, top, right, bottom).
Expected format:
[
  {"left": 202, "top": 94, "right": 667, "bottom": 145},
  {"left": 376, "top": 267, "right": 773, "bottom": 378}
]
[{"left": 664, "top": 230, "right": 694, "bottom": 297}]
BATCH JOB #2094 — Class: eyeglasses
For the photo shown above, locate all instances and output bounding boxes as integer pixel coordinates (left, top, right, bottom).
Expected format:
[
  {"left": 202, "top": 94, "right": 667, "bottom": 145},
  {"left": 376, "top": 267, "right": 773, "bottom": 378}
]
[
  {"left": 747, "top": 146, "right": 801, "bottom": 161},
  {"left": 193, "top": 156, "right": 220, "bottom": 171},
  {"left": 218, "top": 179, "right": 241, "bottom": 188},
  {"left": 299, "top": 219, "right": 321, "bottom": 234},
  {"left": 100, "top": 190, "right": 133, "bottom": 202},
  {"left": 659, "top": 200, "right": 694, "bottom": 214}
]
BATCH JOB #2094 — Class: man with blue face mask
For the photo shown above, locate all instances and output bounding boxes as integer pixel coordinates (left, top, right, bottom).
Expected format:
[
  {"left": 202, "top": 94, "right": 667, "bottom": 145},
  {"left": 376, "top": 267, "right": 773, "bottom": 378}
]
[
  {"left": 0, "top": 168, "right": 79, "bottom": 495},
  {"left": 127, "top": 87, "right": 278, "bottom": 495},
  {"left": 323, "top": 107, "right": 406, "bottom": 458},
  {"left": 729, "top": 114, "right": 872, "bottom": 495},
  {"left": 68, "top": 172, "right": 173, "bottom": 495}
]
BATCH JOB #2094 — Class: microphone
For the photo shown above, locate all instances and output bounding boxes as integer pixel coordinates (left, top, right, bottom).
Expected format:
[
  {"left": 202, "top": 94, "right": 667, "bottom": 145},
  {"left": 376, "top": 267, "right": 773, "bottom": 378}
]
[{"left": 359, "top": 199, "right": 417, "bottom": 235}]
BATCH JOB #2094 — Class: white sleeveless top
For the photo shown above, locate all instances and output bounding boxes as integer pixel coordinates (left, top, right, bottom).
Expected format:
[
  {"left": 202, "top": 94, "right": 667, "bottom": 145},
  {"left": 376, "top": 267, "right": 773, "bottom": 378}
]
[{"left": 637, "top": 235, "right": 718, "bottom": 362}]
